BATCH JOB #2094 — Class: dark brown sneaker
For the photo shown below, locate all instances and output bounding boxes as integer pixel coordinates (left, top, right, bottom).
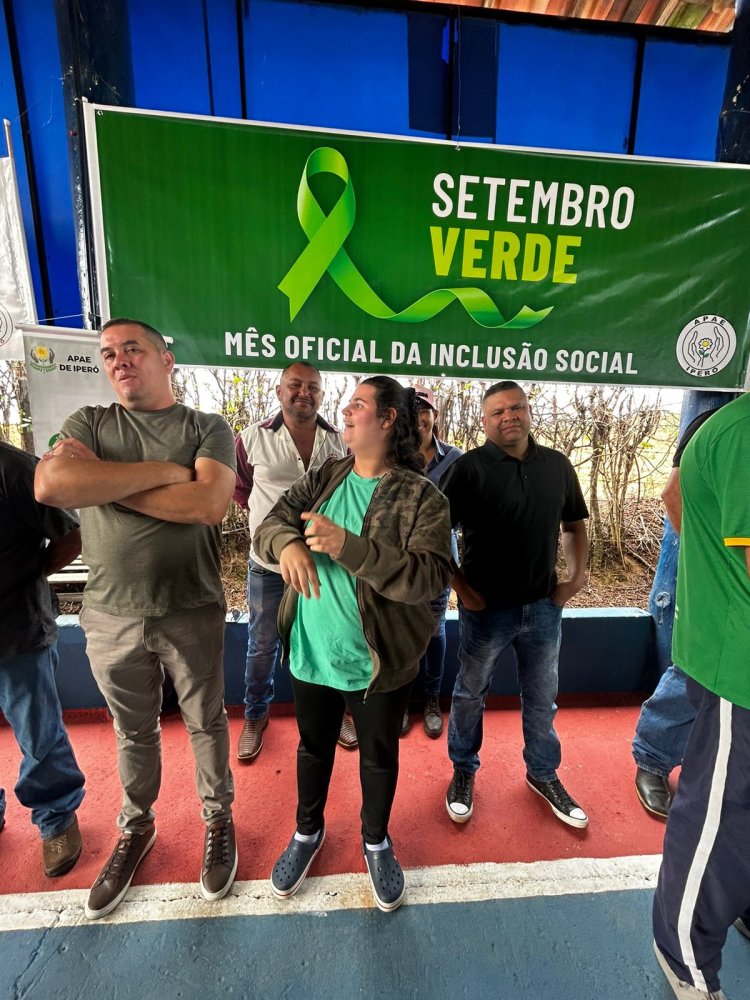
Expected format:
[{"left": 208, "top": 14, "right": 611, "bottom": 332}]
[
  {"left": 237, "top": 715, "right": 268, "bottom": 762},
  {"left": 85, "top": 825, "right": 157, "bottom": 920},
  {"left": 43, "top": 816, "right": 82, "bottom": 877},
  {"left": 200, "top": 817, "right": 238, "bottom": 901}
]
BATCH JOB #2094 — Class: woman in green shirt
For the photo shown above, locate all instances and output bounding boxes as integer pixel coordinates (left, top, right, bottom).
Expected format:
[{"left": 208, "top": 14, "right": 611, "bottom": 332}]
[{"left": 254, "top": 376, "right": 452, "bottom": 912}]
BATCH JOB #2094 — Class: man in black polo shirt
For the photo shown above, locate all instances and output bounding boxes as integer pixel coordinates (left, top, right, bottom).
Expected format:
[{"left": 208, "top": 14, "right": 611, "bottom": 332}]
[{"left": 440, "top": 381, "right": 589, "bottom": 828}]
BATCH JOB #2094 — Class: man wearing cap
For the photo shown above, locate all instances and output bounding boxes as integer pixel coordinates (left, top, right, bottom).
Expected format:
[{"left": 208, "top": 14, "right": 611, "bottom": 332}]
[{"left": 401, "top": 386, "right": 462, "bottom": 738}]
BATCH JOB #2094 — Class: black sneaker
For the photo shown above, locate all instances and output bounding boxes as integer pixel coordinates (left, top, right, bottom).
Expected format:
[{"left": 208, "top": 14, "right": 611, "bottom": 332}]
[
  {"left": 735, "top": 917, "right": 750, "bottom": 941},
  {"left": 446, "top": 769, "right": 474, "bottom": 824},
  {"left": 363, "top": 836, "right": 405, "bottom": 912},
  {"left": 85, "top": 825, "right": 157, "bottom": 920},
  {"left": 200, "top": 817, "right": 238, "bottom": 901},
  {"left": 526, "top": 775, "right": 589, "bottom": 829},
  {"left": 271, "top": 827, "right": 325, "bottom": 898}
]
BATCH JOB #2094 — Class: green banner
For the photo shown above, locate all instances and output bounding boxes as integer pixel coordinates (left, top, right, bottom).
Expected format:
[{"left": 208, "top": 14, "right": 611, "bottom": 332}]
[{"left": 86, "top": 105, "right": 750, "bottom": 388}]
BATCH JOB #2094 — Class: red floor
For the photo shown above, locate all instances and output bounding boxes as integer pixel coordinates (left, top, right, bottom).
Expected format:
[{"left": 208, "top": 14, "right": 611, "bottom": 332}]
[{"left": 0, "top": 697, "right": 668, "bottom": 896}]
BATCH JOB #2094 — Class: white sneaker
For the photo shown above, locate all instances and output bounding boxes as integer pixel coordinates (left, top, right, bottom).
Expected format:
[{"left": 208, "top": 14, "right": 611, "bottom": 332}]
[{"left": 653, "top": 941, "right": 727, "bottom": 999}]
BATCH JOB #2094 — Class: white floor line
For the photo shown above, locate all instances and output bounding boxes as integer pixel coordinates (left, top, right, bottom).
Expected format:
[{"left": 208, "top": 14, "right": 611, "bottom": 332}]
[{"left": 0, "top": 854, "right": 662, "bottom": 933}]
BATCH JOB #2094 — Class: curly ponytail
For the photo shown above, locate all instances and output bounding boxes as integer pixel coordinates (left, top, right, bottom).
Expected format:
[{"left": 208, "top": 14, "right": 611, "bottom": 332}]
[{"left": 361, "top": 376, "right": 424, "bottom": 474}]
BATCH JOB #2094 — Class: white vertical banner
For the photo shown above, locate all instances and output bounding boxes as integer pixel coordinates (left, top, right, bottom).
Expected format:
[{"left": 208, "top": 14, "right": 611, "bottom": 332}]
[
  {"left": 23, "top": 327, "right": 114, "bottom": 455},
  {"left": 0, "top": 121, "right": 37, "bottom": 361}
]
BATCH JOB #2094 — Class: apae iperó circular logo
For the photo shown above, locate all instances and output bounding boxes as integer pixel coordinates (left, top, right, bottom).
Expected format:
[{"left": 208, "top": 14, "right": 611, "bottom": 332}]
[{"left": 676, "top": 315, "right": 736, "bottom": 378}]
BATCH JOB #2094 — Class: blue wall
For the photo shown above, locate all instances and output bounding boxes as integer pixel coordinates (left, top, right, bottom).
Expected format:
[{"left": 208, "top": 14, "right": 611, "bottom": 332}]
[
  {"left": 55, "top": 608, "right": 655, "bottom": 710},
  {"left": 0, "top": 0, "right": 730, "bottom": 329}
]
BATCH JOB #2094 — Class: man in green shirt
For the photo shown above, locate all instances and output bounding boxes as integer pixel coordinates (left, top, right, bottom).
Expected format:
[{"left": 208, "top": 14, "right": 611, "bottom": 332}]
[
  {"left": 35, "top": 318, "right": 237, "bottom": 920},
  {"left": 652, "top": 392, "right": 750, "bottom": 1000}
]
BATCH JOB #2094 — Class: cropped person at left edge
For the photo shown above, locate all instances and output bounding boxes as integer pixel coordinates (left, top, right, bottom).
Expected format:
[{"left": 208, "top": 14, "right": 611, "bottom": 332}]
[
  {"left": 0, "top": 441, "right": 85, "bottom": 877},
  {"left": 35, "top": 318, "right": 237, "bottom": 919}
]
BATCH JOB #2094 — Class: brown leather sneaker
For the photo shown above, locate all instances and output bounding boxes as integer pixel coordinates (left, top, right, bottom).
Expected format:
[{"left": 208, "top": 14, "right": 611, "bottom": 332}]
[
  {"left": 337, "top": 714, "right": 358, "bottom": 750},
  {"left": 200, "top": 817, "right": 238, "bottom": 901},
  {"left": 43, "top": 816, "right": 82, "bottom": 877},
  {"left": 237, "top": 715, "right": 269, "bottom": 762},
  {"left": 85, "top": 825, "right": 157, "bottom": 920}
]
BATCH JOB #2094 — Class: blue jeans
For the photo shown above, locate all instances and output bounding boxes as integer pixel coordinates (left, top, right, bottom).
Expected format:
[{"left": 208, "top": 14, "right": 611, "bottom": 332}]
[
  {"left": 244, "top": 558, "right": 286, "bottom": 719},
  {"left": 648, "top": 516, "right": 680, "bottom": 676},
  {"left": 448, "top": 599, "right": 563, "bottom": 781},
  {"left": 418, "top": 587, "right": 450, "bottom": 697},
  {"left": 0, "top": 643, "right": 85, "bottom": 838},
  {"left": 632, "top": 663, "right": 695, "bottom": 777}
]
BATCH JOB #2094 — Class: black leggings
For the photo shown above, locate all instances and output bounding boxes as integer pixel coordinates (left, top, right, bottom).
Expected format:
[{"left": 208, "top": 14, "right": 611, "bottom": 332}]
[{"left": 291, "top": 674, "right": 412, "bottom": 843}]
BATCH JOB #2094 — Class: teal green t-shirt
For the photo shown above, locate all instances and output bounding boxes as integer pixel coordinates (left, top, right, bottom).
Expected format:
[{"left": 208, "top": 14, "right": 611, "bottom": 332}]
[
  {"left": 290, "top": 471, "right": 381, "bottom": 691},
  {"left": 672, "top": 393, "right": 750, "bottom": 709}
]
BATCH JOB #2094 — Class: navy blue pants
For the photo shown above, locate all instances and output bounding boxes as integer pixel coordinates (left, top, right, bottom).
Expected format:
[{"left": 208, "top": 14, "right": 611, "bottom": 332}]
[{"left": 653, "top": 677, "right": 750, "bottom": 993}]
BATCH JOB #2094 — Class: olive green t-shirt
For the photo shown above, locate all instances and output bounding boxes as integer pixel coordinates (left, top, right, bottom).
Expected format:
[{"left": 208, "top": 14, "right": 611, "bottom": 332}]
[
  {"left": 290, "top": 471, "right": 381, "bottom": 691},
  {"left": 672, "top": 393, "right": 750, "bottom": 709},
  {"left": 61, "top": 403, "right": 236, "bottom": 616}
]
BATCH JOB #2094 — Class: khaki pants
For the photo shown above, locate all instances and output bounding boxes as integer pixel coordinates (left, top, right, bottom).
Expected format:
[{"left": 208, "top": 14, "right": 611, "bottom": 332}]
[{"left": 81, "top": 603, "right": 233, "bottom": 833}]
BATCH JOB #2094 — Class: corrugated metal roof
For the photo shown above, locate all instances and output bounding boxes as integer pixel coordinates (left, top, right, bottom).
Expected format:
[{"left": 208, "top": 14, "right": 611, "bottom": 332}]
[{"left": 413, "top": 0, "right": 735, "bottom": 32}]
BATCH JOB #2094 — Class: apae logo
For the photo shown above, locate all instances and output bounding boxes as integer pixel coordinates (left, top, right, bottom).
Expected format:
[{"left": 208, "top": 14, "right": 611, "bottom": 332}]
[
  {"left": 29, "top": 344, "right": 57, "bottom": 373},
  {"left": 0, "top": 303, "right": 14, "bottom": 348},
  {"left": 676, "top": 316, "right": 736, "bottom": 378}
]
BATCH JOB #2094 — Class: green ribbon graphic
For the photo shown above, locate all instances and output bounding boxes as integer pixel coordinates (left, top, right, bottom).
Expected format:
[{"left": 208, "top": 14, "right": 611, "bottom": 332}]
[{"left": 278, "top": 146, "right": 553, "bottom": 330}]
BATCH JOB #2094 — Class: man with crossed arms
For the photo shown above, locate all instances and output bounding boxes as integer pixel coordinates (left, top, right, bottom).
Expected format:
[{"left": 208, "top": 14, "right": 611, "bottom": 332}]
[{"left": 36, "top": 317, "right": 237, "bottom": 919}]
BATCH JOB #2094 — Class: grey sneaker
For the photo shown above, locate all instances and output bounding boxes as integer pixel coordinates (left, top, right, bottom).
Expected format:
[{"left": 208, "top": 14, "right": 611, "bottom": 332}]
[
  {"left": 200, "top": 817, "right": 238, "bottom": 901},
  {"left": 85, "top": 825, "right": 156, "bottom": 920},
  {"left": 654, "top": 941, "right": 727, "bottom": 999}
]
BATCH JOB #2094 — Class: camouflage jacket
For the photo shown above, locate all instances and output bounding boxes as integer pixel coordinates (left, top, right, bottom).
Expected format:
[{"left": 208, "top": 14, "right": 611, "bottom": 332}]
[{"left": 253, "top": 454, "right": 452, "bottom": 695}]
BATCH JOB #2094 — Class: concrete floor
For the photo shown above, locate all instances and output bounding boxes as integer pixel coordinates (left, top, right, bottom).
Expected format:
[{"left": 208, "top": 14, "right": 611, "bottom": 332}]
[{"left": 1, "top": 703, "right": 748, "bottom": 998}]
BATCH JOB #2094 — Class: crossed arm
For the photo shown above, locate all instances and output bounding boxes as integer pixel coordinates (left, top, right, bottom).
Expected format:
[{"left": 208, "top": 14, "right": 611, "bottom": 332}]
[{"left": 35, "top": 437, "right": 235, "bottom": 526}]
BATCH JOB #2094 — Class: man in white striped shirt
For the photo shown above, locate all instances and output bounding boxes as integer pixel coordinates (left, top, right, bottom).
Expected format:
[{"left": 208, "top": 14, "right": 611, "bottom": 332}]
[{"left": 233, "top": 363, "right": 347, "bottom": 762}]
